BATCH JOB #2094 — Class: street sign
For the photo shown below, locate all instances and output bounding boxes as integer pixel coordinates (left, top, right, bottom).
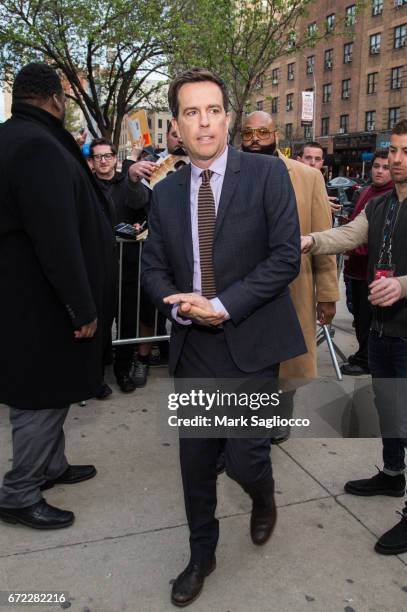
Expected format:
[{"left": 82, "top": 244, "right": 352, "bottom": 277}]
[{"left": 301, "top": 91, "right": 314, "bottom": 123}]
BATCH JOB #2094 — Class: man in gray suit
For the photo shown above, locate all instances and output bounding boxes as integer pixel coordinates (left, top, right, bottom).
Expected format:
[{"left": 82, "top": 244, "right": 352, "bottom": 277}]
[{"left": 142, "top": 68, "right": 306, "bottom": 606}]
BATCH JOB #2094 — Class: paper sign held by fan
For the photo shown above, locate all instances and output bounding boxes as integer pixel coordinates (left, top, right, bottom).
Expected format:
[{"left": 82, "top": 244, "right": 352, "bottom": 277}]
[{"left": 128, "top": 110, "right": 152, "bottom": 147}]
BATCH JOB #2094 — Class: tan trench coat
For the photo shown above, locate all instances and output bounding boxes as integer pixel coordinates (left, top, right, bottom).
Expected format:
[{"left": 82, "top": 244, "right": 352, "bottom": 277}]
[{"left": 279, "top": 153, "right": 339, "bottom": 378}]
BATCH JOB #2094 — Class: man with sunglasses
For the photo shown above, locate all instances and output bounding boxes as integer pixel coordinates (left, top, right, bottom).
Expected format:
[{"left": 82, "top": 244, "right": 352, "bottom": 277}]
[
  {"left": 241, "top": 112, "right": 338, "bottom": 385},
  {"left": 89, "top": 138, "right": 150, "bottom": 395}
]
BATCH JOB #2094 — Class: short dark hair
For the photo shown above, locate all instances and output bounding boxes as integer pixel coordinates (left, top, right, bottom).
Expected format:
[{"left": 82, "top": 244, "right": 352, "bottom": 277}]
[
  {"left": 168, "top": 67, "right": 229, "bottom": 118},
  {"left": 297, "top": 141, "right": 324, "bottom": 158},
  {"left": 372, "top": 149, "right": 389, "bottom": 164},
  {"left": 89, "top": 137, "right": 117, "bottom": 157},
  {"left": 392, "top": 119, "right": 407, "bottom": 135},
  {"left": 13, "top": 63, "right": 63, "bottom": 102}
]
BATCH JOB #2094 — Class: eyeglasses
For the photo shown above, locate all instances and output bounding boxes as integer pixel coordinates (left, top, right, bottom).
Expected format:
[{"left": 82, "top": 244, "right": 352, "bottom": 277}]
[
  {"left": 241, "top": 127, "right": 275, "bottom": 141},
  {"left": 92, "top": 153, "right": 115, "bottom": 161}
]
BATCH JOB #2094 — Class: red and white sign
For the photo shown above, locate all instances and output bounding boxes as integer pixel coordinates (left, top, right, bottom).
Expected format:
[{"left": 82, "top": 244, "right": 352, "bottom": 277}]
[{"left": 301, "top": 91, "right": 314, "bottom": 123}]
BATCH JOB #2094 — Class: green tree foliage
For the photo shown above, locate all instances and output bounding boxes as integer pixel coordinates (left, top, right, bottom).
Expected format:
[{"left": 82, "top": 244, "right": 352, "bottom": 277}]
[
  {"left": 169, "top": 0, "right": 360, "bottom": 142},
  {"left": 0, "top": 0, "right": 172, "bottom": 145}
]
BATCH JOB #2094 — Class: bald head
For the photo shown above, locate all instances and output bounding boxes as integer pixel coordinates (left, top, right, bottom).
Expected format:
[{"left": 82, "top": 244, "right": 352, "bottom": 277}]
[
  {"left": 245, "top": 111, "right": 274, "bottom": 129},
  {"left": 241, "top": 111, "right": 277, "bottom": 155}
]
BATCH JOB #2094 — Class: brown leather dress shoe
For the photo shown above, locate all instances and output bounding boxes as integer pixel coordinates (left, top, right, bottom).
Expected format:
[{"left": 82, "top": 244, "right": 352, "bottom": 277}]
[
  {"left": 171, "top": 558, "right": 216, "bottom": 607},
  {"left": 250, "top": 493, "right": 277, "bottom": 545}
]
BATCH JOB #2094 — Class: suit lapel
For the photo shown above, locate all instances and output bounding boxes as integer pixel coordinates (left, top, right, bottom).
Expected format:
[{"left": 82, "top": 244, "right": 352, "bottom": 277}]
[
  {"left": 215, "top": 146, "right": 241, "bottom": 240},
  {"left": 177, "top": 166, "right": 194, "bottom": 276}
]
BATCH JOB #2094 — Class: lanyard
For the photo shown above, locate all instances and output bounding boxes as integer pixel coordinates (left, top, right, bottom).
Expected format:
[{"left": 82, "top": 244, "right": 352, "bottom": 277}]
[{"left": 377, "top": 195, "right": 400, "bottom": 266}]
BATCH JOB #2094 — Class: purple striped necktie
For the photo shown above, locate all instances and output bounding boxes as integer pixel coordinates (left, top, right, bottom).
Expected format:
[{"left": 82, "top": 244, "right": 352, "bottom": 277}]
[{"left": 198, "top": 169, "right": 217, "bottom": 299}]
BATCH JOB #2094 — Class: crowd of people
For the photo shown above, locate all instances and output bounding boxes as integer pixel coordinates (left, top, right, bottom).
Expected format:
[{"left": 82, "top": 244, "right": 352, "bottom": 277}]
[{"left": 0, "top": 62, "right": 406, "bottom": 608}]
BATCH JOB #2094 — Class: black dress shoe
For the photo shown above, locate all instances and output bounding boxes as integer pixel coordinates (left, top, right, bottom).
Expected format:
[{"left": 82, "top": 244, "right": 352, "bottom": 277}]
[
  {"left": 95, "top": 382, "right": 113, "bottom": 400},
  {"left": 340, "top": 362, "right": 370, "bottom": 376},
  {"left": 0, "top": 499, "right": 74, "bottom": 529},
  {"left": 116, "top": 374, "right": 136, "bottom": 393},
  {"left": 250, "top": 494, "right": 277, "bottom": 545},
  {"left": 41, "top": 464, "right": 97, "bottom": 491},
  {"left": 171, "top": 558, "right": 216, "bottom": 607}
]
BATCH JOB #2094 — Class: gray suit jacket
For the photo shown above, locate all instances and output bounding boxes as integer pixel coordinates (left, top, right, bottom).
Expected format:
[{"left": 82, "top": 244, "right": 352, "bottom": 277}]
[{"left": 141, "top": 145, "right": 306, "bottom": 374}]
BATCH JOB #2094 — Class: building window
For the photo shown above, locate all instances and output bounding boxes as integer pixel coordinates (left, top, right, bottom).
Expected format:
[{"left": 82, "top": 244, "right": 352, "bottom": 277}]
[
  {"left": 321, "top": 117, "right": 329, "bottom": 136},
  {"left": 287, "top": 63, "right": 295, "bottom": 81},
  {"left": 285, "top": 123, "right": 293, "bottom": 139},
  {"left": 271, "top": 68, "right": 279, "bottom": 85},
  {"left": 321, "top": 117, "right": 330, "bottom": 136},
  {"left": 324, "top": 49, "right": 333, "bottom": 70},
  {"left": 395, "top": 0, "right": 407, "bottom": 8},
  {"left": 394, "top": 24, "right": 406, "bottom": 49},
  {"left": 367, "top": 72, "right": 378, "bottom": 94},
  {"left": 346, "top": 5, "right": 357, "bottom": 26},
  {"left": 372, "top": 0, "right": 383, "bottom": 16},
  {"left": 286, "top": 93, "right": 294, "bottom": 111},
  {"left": 326, "top": 13, "right": 335, "bottom": 32},
  {"left": 391, "top": 66, "right": 403, "bottom": 89},
  {"left": 340, "top": 114, "right": 349, "bottom": 133},
  {"left": 323, "top": 83, "right": 332, "bottom": 103},
  {"left": 388, "top": 107, "right": 401, "bottom": 128},
  {"left": 271, "top": 97, "right": 278, "bottom": 114},
  {"left": 167, "top": 119, "right": 171, "bottom": 130},
  {"left": 370, "top": 32, "right": 381, "bottom": 54},
  {"left": 304, "top": 125, "right": 313, "bottom": 140},
  {"left": 158, "top": 119, "right": 162, "bottom": 129},
  {"left": 342, "top": 79, "right": 351, "bottom": 99},
  {"left": 306, "top": 55, "right": 315, "bottom": 74},
  {"left": 365, "top": 110, "right": 376, "bottom": 131},
  {"left": 256, "top": 100, "right": 264, "bottom": 111},
  {"left": 308, "top": 22, "right": 317, "bottom": 36},
  {"left": 344, "top": 42, "right": 353, "bottom": 63},
  {"left": 158, "top": 133, "right": 163, "bottom": 144}
]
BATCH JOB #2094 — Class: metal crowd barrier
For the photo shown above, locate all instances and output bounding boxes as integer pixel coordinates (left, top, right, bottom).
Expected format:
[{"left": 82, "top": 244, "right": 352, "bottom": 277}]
[
  {"left": 112, "top": 236, "right": 170, "bottom": 347},
  {"left": 112, "top": 237, "right": 344, "bottom": 380}
]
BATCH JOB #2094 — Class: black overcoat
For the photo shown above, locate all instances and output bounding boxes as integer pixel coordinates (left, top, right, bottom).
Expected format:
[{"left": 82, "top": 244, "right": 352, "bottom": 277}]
[{"left": 0, "top": 103, "right": 115, "bottom": 409}]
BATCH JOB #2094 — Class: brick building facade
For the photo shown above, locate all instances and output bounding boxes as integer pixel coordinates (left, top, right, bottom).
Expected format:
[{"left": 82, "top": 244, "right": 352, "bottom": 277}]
[{"left": 254, "top": 0, "right": 406, "bottom": 175}]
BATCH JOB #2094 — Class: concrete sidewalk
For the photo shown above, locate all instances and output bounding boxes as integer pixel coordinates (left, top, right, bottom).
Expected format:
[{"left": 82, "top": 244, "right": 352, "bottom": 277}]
[{"left": 0, "top": 294, "right": 406, "bottom": 612}]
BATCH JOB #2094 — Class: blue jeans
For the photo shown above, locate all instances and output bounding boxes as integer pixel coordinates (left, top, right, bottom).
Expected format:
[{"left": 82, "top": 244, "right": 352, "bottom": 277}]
[{"left": 368, "top": 331, "right": 407, "bottom": 475}]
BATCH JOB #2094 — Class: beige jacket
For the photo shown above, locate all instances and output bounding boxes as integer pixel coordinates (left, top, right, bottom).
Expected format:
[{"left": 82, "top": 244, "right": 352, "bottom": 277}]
[
  {"left": 310, "top": 210, "right": 407, "bottom": 297},
  {"left": 279, "top": 153, "right": 339, "bottom": 379}
]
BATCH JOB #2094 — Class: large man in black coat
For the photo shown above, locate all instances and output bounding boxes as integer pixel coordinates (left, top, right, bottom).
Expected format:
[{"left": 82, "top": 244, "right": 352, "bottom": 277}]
[
  {"left": 141, "top": 68, "right": 306, "bottom": 606},
  {"left": 0, "top": 63, "right": 114, "bottom": 529}
]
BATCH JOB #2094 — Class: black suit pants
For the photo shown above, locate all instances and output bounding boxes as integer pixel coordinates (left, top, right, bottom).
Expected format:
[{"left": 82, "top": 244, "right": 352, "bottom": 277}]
[{"left": 175, "top": 326, "right": 278, "bottom": 565}]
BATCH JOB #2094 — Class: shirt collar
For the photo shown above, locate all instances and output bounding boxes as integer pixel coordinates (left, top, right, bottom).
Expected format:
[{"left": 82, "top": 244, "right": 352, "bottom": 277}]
[{"left": 191, "top": 145, "right": 229, "bottom": 181}]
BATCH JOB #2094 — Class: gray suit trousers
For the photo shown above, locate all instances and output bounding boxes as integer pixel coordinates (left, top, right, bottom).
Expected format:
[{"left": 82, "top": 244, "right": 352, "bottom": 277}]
[{"left": 0, "top": 406, "right": 69, "bottom": 508}]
